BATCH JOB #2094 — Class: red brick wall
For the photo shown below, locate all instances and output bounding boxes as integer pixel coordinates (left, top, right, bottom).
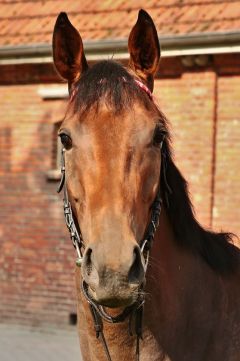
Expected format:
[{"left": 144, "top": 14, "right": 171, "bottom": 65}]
[
  {"left": 0, "top": 55, "right": 239, "bottom": 327},
  {"left": 154, "top": 71, "right": 216, "bottom": 228},
  {"left": 213, "top": 75, "right": 240, "bottom": 237},
  {"left": 0, "top": 84, "right": 76, "bottom": 326},
  {"left": 155, "top": 67, "right": 240, "bottom": 242}
]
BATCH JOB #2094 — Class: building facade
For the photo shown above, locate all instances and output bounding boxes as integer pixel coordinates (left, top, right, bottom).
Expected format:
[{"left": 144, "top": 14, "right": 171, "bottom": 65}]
[{"left": 0, "top": 1, "right": 239, "bottom": 327}]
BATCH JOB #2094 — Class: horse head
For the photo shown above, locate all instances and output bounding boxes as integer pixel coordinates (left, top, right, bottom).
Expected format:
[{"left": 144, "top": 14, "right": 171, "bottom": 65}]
[{"left": 52, "top": 10, "right": 166, "bottom": 308}]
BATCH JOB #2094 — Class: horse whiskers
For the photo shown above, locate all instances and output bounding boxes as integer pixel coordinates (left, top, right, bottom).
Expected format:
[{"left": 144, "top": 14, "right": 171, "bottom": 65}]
[
  {"left": 147, "top": 258, "right": 165, "bottom": 274},
  {"left": 141, "top": 291, "right": 152, "bottom": 303},
  {"left": 135, "top": 288, "right": 151, "bottom": 302}
]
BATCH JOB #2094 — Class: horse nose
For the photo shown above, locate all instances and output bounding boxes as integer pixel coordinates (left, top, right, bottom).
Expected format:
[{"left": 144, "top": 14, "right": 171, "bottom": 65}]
[
  {"left": 81, "top": 244, "right": 145, "bottom": 290},
  {"left": 81, "top": 247, "right": 99, "bottom": 290},
  {"left": 128, "top": 246, "right": 145, "bottom": 286}
]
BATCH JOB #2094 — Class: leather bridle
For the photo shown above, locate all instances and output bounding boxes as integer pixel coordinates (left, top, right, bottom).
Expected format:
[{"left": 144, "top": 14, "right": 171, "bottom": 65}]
[{"left": 57, "top": 81, "right": 164, "bottom": 361}]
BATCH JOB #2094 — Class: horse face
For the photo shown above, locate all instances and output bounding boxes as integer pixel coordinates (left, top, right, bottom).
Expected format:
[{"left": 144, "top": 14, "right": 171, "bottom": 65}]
[
  {"left": 61, "top": 102, "right": 162, "bottom": 306},
  {"left": 53, "top": 10, "right": 162, "bottom": 307}
]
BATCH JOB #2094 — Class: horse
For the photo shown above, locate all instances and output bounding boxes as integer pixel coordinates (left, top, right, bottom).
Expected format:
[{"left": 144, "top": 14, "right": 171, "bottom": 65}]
[{"left": 52, "top": 9, "right": 240, "bottom": 361}]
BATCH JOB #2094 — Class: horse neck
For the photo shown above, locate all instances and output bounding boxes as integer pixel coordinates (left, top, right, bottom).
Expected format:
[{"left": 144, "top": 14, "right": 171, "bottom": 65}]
[
  {"left": 75, "top": 209, "right": 210, "bottom": 361},
  {"left": 75, "top": 209, "right": 240, "bottom": 361},
  {"left": 144, "top": 208, "right": 227, "bottom": 359}
]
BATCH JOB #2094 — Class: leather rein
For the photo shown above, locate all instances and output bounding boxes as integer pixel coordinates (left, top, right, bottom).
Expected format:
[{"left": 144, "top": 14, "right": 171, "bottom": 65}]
[{"left": 57, "top": 80, "right": 164, "bottom": 361}]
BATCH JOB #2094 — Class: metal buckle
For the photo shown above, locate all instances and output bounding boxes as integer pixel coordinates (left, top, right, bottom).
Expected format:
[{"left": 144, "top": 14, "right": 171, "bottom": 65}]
[{"left": 75, "top": 241, "right": 83, "bottom": 267}]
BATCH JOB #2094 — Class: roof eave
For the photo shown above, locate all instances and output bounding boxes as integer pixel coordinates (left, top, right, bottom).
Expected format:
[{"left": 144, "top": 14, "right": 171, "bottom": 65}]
[{"left": 0, "top": 31, "right": 240, "bottom": 65}]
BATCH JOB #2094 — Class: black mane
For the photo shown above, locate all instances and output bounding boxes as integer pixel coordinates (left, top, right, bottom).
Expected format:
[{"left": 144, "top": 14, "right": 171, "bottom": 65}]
[
  {"left": 161, "top": 138, "right": 238, "bottom": 275},
  {"left": 72, "top": 60, "right": 151, "bottom": 115},
  {"left": 72, "top": 60, "right": 238, "bottom": 275}
]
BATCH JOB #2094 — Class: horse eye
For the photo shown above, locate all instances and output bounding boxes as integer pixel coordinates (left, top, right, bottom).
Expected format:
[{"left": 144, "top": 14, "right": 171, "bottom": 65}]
[
  {"left": 153, "top": 126, "right": 166, "bottom": 147},
  {"left": 59, "top": 133, "right": 72, "bottom": 150}
]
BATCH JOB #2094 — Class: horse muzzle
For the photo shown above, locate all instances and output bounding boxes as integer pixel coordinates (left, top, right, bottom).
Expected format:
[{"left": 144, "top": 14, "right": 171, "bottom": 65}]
[{"left": 81, "top": 244, "right": 145, "bottom": 308}]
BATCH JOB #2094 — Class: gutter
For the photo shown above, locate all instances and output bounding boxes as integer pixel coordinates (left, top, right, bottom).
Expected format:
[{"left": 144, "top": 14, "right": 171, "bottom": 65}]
[{"left": 0, "top": 31, "right": 240, "bottom": 65}]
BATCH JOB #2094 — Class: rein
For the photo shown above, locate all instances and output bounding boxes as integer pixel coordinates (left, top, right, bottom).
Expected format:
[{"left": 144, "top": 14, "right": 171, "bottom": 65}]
[{"left": 57, "top": 80, "right": 164, "bottom": 361}]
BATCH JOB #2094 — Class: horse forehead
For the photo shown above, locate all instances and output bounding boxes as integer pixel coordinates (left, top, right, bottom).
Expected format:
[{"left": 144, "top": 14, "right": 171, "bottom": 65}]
[{"left": 76, "top": 101, "right": 155, "bottom": 143}]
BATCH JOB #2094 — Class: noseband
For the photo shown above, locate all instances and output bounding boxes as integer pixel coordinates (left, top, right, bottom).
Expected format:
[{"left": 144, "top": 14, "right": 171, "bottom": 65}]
[{"left": 57, "top": 80, "right": 164, "bottom": 361}]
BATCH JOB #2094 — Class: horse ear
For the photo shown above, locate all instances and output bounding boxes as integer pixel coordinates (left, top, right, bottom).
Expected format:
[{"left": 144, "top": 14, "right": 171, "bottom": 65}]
[
  {"left": 52, "top": 12, "right": 88, "bottom": 90},
  {"left": 128, "top": 9, "right": 160, "bottom": 92}
]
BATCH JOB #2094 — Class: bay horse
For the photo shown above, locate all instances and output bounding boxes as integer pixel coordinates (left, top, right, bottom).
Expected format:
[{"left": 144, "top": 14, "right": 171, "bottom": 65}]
[{"left": 52, "top": 9, "right": 240, "bottom": 361}]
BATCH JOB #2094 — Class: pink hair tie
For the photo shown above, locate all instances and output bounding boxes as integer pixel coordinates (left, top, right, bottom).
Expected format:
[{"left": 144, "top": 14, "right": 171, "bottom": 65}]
[
  {"left": 69, "top": 78, "right": 153, "bottom": 103},
  {"left": 69, "top": 87, "right": 77, "bottom": 102},
  {"left": 134, "top": 79, "right": 153, "bottom": 100}
]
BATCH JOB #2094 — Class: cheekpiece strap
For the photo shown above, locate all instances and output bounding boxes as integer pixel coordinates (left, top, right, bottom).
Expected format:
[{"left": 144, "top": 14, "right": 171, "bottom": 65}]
[
  {"left": 57, "top": 148, "right": 84, "bottom": 264},
  {"left": 141, "top": 192, "right": 162, "bottom": 254}
]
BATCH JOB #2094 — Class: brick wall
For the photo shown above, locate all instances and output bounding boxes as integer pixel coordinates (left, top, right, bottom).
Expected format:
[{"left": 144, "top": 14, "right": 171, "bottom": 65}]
[
  {"left": 0, "top": 55, "right": 239, "bottom": 327},
  {"left": 0, "top": 84, "right": 76, "bottom": 326},
  {"left": 213, "top": 75, "right": 240, "bottom": 237},
  {"left": 155, "top": 71, "right": 216, "bottom": 228},
  {"left": 155, "top": 65, "right": 240, "bottom": 240}
]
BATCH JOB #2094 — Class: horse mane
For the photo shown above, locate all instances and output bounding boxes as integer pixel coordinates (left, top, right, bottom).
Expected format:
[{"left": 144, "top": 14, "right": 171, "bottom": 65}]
[
  {"left": 70, "top": 60, "right": 153, "bottom": 115},
  {"left": 161, "top": 137, "right": 238, "bottom": 275},
  {"left": 71, "top": 60, "right": 238, "bottom": 275}
]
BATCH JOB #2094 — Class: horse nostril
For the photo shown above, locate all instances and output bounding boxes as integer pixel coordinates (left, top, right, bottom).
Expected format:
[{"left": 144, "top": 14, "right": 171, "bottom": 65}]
[
  {"left": 82, "top": 247, "right": 99, "bottom": 290},
  {"left": 85, "top": 248, "right": 93, "bottom": 276},
  {"left": 128, "top": 247, "right": 144, "bottom": 285}
]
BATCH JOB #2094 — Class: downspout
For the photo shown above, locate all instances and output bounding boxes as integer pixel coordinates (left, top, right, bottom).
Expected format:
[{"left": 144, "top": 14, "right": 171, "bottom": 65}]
[{"left": 210, "top": 73, "right": 218, "bottom": 227}]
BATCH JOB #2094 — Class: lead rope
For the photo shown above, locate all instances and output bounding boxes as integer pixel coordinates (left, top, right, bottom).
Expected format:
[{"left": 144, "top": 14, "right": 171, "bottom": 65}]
[
  {"left": 88, "top": 296, "right": 144, "bottom": 361},
  {"left": 135, "top": 302, "right": 144, "bottom": 361},
  {"left": 89, "top": 305, "right": 113, "bottom": 361},
  {"left": 82, "top": 279, "right": 145, "bottom": 361},
  {"left": 89, "top": 304, "right": 144, "bottom": 361}
]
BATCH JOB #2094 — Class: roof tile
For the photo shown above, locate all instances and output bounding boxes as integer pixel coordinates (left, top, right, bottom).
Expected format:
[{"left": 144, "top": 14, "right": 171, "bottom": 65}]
[{"left": 0, "top": 0, "right": 239, "bottom": 46}]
